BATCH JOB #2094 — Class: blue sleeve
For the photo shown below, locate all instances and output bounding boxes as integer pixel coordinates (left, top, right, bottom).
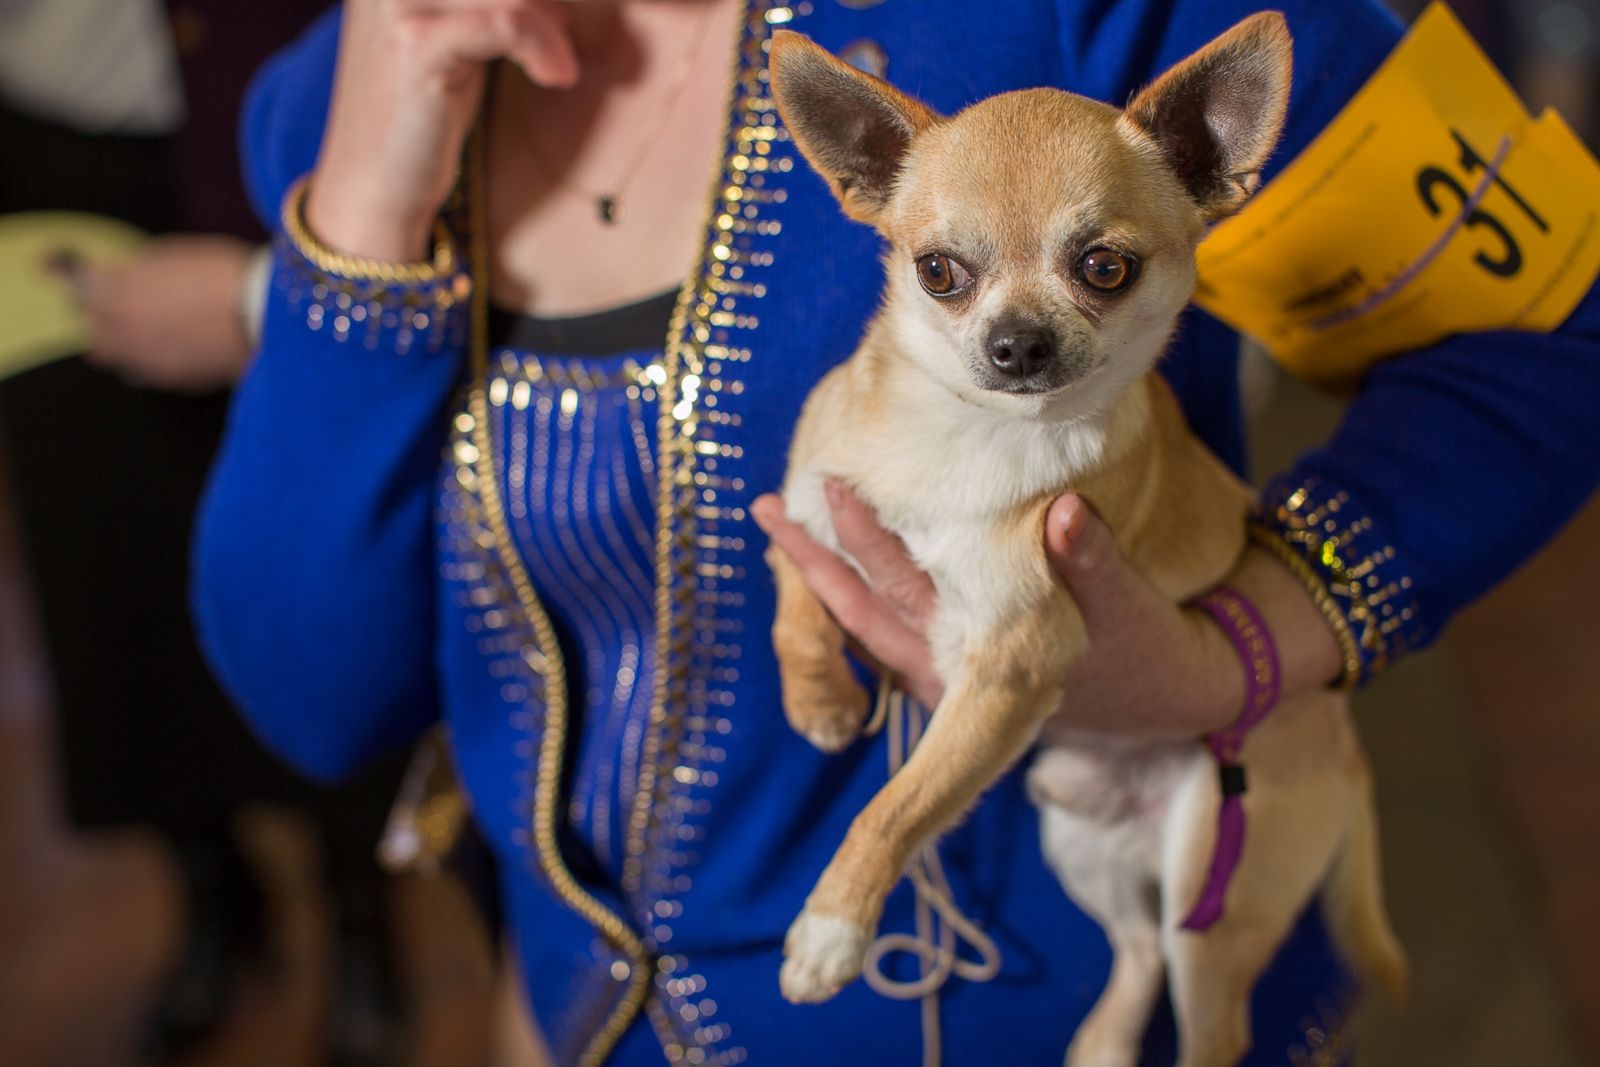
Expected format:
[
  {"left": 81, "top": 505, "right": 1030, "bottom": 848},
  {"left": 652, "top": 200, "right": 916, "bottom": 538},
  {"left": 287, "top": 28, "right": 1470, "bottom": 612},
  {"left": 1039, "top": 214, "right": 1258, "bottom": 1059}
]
[
  {"left": 194, "top": 5, "right": 460, "bottom": 780},
  {"left": 239, "top": 5, "right": 342, "bottom": 229},
  {"left": 1060, "top": 0, "right": 1600, "bottom": 679}
]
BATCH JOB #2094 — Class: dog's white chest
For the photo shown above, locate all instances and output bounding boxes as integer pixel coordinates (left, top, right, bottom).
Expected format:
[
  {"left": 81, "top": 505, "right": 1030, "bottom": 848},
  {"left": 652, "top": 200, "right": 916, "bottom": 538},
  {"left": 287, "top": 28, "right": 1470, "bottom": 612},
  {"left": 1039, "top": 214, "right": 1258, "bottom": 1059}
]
[{"left": 899, "top": 518, "right": 1030, "bottom": 672}]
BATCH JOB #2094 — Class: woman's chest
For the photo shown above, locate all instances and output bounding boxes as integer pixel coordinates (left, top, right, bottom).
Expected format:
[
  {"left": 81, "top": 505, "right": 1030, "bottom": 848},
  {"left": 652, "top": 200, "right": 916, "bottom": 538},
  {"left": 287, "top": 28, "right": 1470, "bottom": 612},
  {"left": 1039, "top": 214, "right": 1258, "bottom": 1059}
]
[{"left": 483, "top": 353, "right": 661, "bottom": 620}]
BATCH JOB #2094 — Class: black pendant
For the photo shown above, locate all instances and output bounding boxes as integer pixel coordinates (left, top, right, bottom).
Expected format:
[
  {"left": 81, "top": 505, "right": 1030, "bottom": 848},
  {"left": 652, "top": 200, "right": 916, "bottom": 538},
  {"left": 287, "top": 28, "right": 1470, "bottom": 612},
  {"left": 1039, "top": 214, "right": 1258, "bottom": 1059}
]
[{"left": 598, "top": 195, "right": 618, "bottom": 224}]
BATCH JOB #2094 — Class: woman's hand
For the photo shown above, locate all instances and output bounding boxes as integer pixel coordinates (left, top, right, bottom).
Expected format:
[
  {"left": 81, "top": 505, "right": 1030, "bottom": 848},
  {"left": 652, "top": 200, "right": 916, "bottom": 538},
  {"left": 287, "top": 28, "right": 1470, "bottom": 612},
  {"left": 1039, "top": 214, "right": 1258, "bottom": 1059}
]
[
  {"left": 752, "top": 485, "right": 1344, "bottom": 738},
  {"left": 307, "top": 0, "right": 582, "bottom": 262}
]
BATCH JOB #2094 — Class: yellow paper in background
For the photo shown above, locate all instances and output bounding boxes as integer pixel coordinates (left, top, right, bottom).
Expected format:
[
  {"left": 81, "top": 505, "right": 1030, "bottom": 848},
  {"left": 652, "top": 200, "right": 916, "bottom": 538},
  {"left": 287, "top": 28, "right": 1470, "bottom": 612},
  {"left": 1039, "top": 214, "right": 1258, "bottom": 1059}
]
[
  {"left": 0, "top": 212, "right": 147, "bottom": 380},
  {"left": 1194, "top": 2, "right": 1600, "bottom": 389}
]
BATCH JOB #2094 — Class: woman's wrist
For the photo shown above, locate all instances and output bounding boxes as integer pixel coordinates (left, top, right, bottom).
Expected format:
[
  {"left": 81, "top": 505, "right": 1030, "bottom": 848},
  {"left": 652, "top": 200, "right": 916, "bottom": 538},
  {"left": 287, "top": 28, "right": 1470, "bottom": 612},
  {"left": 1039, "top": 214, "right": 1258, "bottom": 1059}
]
[
  {"left": 1218, "top": 546, "right": 1346, "bottom": 700},
  {"left": 1188, "top": 546, "right": 1347, "bottom": 731},
  {"left": 303, "top": 170, "right": 440, "bottom": 265},
  {"left": 1186, "top": 605, "right": 1250, "bottom": 731},
  {"left": 281, "top": 177, "right": 459, "bottom": 285},
  {"left": 273, "top": 176, "right": 470, "bottom": 356}
]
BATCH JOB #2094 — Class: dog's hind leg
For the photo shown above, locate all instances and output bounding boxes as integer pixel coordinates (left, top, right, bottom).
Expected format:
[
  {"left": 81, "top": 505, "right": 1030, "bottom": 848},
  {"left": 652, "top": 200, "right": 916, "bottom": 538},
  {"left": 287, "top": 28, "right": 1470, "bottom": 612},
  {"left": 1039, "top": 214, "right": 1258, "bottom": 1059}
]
[
  {"left": 1320, "top": 759, "right": 1408, "bottom": 1002},
  {"left": 1029, "top": 751, "right": 1167, "bottom": 1067},
  {"left": 1159, "top": 720, "right": 1348, "bottom": 1067},
  {"left": 766, "top": 544, "right": 871, "bottom": 753},
  {"left": 1163, "top": 920, "right": 1271, "bottom": 1067},
  {"left": 1039, "top": 813, "right": 1164, "bottom": 1067},
  {"left": 1068, "top": 923, "right": 1164, "bottom": 1067}
]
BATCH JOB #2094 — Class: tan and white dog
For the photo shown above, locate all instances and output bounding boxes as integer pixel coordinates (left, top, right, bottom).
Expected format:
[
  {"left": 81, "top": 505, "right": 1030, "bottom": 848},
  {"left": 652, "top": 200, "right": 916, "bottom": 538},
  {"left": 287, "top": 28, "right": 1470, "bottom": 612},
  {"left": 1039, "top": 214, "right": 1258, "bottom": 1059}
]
[{"left": 765, "top": 17, "right": 1406, "bottom": 1066}]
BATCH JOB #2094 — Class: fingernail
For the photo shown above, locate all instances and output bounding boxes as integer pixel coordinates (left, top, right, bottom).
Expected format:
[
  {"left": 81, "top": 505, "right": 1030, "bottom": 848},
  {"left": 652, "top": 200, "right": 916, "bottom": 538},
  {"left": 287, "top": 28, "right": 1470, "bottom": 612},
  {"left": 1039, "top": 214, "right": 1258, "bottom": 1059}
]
[
  {"left": 1057, "top": 495, "right": 1086, "bottom": 544},
  {"left": 823, "top": 479, "right": 845, "bottom": 507},
  {"left": 750, "top": 495, "right": 778, "bottom": 530}
]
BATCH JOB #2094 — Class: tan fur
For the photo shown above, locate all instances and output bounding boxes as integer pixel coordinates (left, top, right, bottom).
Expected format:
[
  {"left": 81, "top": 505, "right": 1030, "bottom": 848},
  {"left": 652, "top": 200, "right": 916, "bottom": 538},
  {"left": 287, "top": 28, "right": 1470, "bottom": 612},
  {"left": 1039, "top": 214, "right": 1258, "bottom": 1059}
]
[
  {"left": 767, "top": 19, "right": 1403, "bottom": 1065},
  {"left": 766, "top": 543, "right": 871, "bottom": 752}
]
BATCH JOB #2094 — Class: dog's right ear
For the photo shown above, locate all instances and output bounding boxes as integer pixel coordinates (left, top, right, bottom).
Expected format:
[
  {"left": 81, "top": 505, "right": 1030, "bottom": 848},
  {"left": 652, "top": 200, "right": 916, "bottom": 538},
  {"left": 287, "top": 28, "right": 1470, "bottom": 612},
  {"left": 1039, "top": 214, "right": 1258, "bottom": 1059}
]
[{"left": 768, "top": 31, "right": 937, "bottom": 225}]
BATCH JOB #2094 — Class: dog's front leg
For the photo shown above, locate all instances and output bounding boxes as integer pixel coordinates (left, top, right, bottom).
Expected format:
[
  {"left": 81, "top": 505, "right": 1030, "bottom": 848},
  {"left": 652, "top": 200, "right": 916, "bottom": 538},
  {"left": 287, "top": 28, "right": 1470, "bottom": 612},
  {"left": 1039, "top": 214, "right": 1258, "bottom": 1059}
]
[
  {"left": 767, "top": 544, "right": 872, "bottom": 752},
  {"left": 780, "top": 603, "right": 1077, "bottom": 1003}
]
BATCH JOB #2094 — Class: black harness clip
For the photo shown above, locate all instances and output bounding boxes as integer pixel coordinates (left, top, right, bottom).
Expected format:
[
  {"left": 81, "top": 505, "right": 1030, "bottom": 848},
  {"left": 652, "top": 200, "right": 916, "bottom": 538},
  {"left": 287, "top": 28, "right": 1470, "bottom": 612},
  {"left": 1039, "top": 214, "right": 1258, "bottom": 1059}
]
[{"left": 1218, "top": 762, "right": 1248, "bottom": 798}]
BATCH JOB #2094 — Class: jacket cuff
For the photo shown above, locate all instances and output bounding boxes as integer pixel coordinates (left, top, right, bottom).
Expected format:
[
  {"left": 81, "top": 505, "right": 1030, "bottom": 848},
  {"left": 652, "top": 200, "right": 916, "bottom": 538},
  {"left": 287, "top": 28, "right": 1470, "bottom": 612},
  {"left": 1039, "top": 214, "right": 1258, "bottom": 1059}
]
[
  {"left": 271, "top": 176, "right": 471, "bottom": 356},
  {"left": 1253, "top": 474, "right": 1428, "bottom": 686}
]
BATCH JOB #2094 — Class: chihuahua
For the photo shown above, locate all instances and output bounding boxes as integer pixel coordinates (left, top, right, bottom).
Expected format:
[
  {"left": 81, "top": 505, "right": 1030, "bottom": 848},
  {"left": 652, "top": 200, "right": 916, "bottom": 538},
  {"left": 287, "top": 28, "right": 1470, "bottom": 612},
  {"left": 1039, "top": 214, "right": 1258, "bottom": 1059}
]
[{"left": 764, "top": 16, "right": 1406, "bottom": 1066}]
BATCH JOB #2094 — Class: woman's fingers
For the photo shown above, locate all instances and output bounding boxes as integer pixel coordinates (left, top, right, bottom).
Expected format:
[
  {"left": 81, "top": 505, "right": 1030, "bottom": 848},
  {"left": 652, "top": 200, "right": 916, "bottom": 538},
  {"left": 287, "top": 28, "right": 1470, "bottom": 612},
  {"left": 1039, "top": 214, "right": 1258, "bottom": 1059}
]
[
  {"left": 407, "top": 8, "right": 566, "bottom": 74},
  {"left": 506, "top": 2, "right": 580, "bottom": 87},
  {"left": 751, "top": 494, "right": 877, "bottom": 632},
  {"left": 751, "top": 494, "right": 931, "bottom": 675},
  {"left": 395, "top": 1, "right": 576, "bottom": 85},
  {"left": 823, "top": 481, "right": 936, "bottom": 627},
  {"left": 1043, "top": 493, "right": 1133, "bottom": 622}
]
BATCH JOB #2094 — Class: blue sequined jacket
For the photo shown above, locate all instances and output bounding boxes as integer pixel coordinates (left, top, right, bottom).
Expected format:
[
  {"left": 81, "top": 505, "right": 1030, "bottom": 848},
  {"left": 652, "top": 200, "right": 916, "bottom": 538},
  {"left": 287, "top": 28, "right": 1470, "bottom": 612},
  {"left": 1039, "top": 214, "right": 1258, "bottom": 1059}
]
[{"left": 193, "top": 2, "right": 1600, "bottom": 1064}]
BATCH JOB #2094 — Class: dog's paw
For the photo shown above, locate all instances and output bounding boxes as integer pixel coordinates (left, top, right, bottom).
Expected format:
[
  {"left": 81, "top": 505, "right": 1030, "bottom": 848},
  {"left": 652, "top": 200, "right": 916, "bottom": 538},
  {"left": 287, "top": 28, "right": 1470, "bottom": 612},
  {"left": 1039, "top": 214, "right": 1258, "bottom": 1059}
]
[
  {"left": 779, "top": 909, "right": 869, "bottom": 1003},
  {"left": 777, "top": 662, "right": 869, "bottom": 754},
  {"left": 782, "top": 694, "right": 866, "bottom": 754},
  {"left": 793, "top": 712, "right": 861, "bottom": 754}
]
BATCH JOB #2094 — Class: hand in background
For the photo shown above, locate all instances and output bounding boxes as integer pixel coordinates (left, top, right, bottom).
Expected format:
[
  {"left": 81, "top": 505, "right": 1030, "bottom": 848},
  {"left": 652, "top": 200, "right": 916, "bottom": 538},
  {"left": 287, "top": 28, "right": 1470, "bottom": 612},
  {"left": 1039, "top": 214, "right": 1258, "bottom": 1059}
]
[{"left": 74, "top": 236, "right": 256, "bottom": 394}]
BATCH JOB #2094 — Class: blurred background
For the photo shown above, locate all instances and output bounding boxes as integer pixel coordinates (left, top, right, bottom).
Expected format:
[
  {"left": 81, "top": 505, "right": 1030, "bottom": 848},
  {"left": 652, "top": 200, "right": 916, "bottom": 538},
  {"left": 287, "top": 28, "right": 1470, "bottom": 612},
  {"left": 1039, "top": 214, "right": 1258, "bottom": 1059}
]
[{"left": 1, "top": 1, "right": 1597, "bottom": 1065}]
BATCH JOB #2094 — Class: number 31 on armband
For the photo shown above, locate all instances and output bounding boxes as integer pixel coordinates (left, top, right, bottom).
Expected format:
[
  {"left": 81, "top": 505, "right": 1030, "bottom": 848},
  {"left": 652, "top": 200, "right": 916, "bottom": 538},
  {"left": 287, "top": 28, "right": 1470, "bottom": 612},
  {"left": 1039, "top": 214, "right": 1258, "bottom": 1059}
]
[{"left": 1194, "top": 1, "right": 1600, "bottom": 390}]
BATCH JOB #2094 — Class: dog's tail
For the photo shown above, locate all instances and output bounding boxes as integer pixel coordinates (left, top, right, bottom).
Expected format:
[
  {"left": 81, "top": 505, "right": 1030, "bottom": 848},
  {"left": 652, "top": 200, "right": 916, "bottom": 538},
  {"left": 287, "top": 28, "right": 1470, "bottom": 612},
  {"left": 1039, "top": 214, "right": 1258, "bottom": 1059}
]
[{"left": 1320, "top": 757, "right": 1409, "bottom": 1003}]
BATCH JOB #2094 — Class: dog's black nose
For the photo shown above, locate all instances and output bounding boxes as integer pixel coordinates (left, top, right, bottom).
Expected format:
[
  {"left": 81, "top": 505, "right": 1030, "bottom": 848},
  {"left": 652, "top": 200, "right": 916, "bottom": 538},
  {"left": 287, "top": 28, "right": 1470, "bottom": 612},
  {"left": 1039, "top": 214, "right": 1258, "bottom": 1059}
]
[{"left": 985, "top": 320, "right": 1056, "bottom": 379}]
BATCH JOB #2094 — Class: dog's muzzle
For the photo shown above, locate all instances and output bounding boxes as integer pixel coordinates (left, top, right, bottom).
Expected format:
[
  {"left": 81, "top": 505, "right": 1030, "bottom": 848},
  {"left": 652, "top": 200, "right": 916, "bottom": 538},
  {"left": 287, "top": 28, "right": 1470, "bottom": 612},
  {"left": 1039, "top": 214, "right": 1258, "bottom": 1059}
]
[{"left": 974, "top": 317, "right": 1092, "bottom": 395}]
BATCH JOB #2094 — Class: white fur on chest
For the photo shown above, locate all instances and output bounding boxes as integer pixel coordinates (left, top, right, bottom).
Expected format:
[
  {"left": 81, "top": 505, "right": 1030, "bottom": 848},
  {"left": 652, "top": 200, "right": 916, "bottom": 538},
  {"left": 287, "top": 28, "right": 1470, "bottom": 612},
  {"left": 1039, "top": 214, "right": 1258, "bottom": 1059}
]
[
  {"left": 783, "top": 383, "right": 1116, "bottom": 675},
  {"left": 780, "top": 351, "right": 1145, "bottom": 684}
]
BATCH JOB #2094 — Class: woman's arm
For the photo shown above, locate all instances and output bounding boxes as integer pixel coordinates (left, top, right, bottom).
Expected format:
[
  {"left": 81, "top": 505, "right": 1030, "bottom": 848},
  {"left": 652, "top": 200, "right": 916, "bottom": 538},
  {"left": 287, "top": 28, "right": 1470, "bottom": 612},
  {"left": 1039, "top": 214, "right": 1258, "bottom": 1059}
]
[
  {"left": 1255, "top": 289, "right": 1600, "bottom": 682},
  {"left": 191, "top": 241, "right": 462, "bottom": 779},
  {"left": 1065, "top": 0, "right": 1600, "bottom": 684},
  {"left": 193, "top": 3, "right": 575, "bottom": 779}
]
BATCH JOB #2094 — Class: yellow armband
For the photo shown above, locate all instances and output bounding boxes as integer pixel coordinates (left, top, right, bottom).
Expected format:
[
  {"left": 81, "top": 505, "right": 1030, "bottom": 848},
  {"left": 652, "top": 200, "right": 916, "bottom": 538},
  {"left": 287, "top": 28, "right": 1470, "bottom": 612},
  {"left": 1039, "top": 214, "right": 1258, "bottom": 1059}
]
[{"left": 1194, "top": 2, "right": 1600, "bottom": 389}]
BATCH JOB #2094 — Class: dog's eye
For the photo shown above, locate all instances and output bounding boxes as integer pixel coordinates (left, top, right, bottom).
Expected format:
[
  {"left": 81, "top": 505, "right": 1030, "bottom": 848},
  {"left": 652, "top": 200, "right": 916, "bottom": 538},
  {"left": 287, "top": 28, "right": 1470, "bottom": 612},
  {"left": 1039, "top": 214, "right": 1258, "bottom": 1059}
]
[
  {"left": 915, "top": 253, "right": 972, "bottom": 297},
  {"left": 1079, "top": 249, "right": 1135, "bottom": 293}
]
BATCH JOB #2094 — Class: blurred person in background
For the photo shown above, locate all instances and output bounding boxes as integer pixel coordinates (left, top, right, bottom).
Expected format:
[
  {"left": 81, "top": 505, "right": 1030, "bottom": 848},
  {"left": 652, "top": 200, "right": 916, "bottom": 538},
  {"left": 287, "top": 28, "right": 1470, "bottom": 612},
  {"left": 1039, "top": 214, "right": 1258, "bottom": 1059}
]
[
  {"left": 0, "top": 2, "right": 503, "bottom": 1063},
  {"left": 0, "top": 0, "right": 265, "bottom": 391}
]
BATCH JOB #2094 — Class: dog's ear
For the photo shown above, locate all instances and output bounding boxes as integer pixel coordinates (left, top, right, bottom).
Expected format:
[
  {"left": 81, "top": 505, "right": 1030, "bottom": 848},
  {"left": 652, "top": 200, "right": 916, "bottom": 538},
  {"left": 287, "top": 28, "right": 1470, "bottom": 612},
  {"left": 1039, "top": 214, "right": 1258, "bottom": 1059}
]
[
  {"left": 769, "top": 30, "right": 937, "bottom": 225},
  {"left": 1120, "top": 12, "right": 1293, "bottom": 221}
]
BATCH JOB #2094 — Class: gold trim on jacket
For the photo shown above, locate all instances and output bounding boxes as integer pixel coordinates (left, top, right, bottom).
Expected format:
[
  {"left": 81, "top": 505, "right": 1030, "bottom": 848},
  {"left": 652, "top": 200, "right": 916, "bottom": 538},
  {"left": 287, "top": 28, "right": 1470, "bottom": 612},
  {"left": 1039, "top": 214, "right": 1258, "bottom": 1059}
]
[{"left": 452, "top": 3, "right": 779, "bottom": 1062}]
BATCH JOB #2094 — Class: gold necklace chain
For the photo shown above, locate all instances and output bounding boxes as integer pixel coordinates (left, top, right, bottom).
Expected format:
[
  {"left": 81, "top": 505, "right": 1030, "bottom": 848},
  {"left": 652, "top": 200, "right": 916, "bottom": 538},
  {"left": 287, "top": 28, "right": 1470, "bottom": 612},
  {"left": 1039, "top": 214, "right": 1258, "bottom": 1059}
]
[{"left": 532, "top": 1, "right": 724, "bottom": 224}]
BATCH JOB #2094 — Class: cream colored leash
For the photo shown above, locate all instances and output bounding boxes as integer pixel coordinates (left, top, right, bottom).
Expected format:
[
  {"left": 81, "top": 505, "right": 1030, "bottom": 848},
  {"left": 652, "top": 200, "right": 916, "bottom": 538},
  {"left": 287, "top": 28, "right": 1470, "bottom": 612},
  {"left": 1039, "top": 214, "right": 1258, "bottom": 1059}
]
[{"left": 861, "top": 678, "right": 1004, "bottom": 1067}]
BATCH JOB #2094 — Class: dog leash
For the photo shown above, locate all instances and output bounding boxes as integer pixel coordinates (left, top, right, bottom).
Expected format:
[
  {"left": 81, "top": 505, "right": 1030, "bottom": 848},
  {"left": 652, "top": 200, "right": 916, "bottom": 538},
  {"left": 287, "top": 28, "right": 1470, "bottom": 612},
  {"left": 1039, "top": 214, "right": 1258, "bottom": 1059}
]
[{"left": 860, "top": 677, "right": 1003, "bottom": 1067}]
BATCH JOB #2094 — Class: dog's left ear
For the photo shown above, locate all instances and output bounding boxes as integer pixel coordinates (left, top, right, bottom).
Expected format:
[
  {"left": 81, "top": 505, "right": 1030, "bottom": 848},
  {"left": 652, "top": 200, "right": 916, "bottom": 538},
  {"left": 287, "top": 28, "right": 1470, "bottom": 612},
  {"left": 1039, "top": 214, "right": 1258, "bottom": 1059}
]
[
  {"left": 1120, "top": 11, "right": 1293, "bottom": 221},
  {"left": 768, "top": 30, "right": 938, "bottom": 225}
]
